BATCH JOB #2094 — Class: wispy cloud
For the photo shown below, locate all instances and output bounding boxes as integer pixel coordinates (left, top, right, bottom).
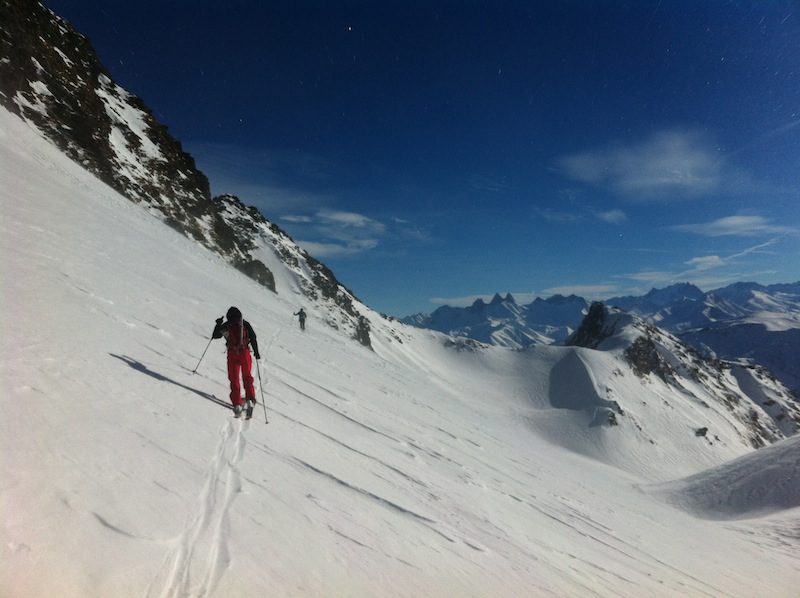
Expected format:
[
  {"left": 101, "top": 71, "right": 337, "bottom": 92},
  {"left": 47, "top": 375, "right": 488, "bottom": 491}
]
[
  {"left": 534, "top": 207, "right": 585, "bottom": 223},
  {"left": 283, "top": 209, "right": 387, "bottom": 257},
  {"left": 671, "top": 215, "right": 798, "bottom": 237},
  {"left": 622, "top": 239, "right": 781, "bottom": 291},
  {"left": 281, "top": 214, "right": 314, "bottom": 224},
  {"left": 558, "top": 129, "right": 722, "bottom": 200},
  {"left": 534, "top": 201, "right": 627, "bottom": 225},
  {"left": 726, "top": 239, "right": 781, "bottom": 260},
  {"left": 725, "top": 119, "right": 800, "bottom": 159},
  {"left": 300, "top": 239, "right": 379, "bottom": 257},
  {"left": 685, "top": 255, "right": 726, "bottom": 271},
  {"left": 625, "top": 270, "right": 677, "bottom": 284},
  {"left": 595, "top": 209, "right": 627, "bottom": 225},
  {"left": 316, "top": 210, "right": 386, "bottom": 233},
  {"left": 466, "top": 174, "right": 509, "bottom": 193},
  {"left": 185, "top": 141, "right": 339, "bottom": 214}
]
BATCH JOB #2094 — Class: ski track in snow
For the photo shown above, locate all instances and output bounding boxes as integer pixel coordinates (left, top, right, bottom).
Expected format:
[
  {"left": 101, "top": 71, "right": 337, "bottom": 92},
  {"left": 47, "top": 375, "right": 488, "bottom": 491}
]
[{"left": 148, "top": 418, "right": 248, "bottom": 598}]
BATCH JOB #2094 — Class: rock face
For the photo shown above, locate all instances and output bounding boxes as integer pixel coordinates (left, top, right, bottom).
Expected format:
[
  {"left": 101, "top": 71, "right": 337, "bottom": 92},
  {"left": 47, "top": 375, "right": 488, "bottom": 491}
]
[
  {"left": 0, "top": 0, "right": 373, "bottom": 347},
  {"left": 561, "top": 301, "right": 612, "bottom": 349},
  {"left": 1, "top": 0, "right": 211, "bottom": 226}
]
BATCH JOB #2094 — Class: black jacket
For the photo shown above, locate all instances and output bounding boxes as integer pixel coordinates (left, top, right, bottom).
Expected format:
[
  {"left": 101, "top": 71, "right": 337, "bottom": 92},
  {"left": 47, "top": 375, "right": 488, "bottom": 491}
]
[{"left": 212, "top": 318, "right": 260, "bottom": 359}]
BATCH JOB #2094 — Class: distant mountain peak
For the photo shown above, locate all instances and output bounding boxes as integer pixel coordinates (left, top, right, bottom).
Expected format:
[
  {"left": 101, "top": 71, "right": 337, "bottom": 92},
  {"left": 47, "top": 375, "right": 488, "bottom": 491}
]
[
  {"left": 644, "top": 281, "right": 703, "bottom": 297},
  {"left": 401, "top": 292, "right": 588, "bottom": 348},
  {"left": 470, "top": 298, "right": 486, "bottom": 309}
]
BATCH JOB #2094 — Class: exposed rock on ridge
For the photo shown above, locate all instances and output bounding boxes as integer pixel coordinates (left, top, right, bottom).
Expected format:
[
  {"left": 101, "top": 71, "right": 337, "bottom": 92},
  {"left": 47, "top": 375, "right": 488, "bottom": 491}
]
[
  {"left": 565, "top": 302, "right": 800, "bottom": 447},
  {"left": 0, "top": 0, "right": 373, "bottom": 347}
]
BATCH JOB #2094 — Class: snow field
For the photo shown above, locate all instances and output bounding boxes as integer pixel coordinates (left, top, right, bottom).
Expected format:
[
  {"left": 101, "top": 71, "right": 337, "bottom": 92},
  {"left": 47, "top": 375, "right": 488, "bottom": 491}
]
[{"left": 2, "top": 106, "right": 799, "bottom": 597}]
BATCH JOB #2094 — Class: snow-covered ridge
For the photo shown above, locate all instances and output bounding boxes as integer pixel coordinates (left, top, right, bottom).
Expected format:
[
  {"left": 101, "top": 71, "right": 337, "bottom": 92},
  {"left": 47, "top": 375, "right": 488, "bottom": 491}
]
[
  {"left": 0, "top": 0, "right": 374, "bottom": 348},
  {"left": 213, "top": 193, "right": 373, "bottom": 347},
  {"left": 565, "top": 302, "right": 800, "bottom": 444},
  {"left": 0, "top": 1, "right": 210, "bottom": 215},
  {"left": 404, "top": 282, "right": 800, "bottom": 397},
  {"left": 403, "top": 293, "right": 589, "bottom": 348}
]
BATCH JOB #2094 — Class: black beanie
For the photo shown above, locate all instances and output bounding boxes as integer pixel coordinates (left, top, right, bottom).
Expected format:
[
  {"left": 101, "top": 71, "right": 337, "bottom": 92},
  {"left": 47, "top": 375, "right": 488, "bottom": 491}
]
[{"left": 227, "top": 306, "right": 242, "bottom": 321}]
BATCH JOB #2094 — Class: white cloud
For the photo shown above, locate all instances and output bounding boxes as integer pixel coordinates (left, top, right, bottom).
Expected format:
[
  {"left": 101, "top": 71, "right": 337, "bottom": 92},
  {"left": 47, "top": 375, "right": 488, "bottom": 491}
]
[
  {"left": 681, "top": 240, "right": 779, "bottom": 274},
  {"left": 281, "top": 214, "right": 314, "bottom": 224},
  {"left": 317, "top": 210, "right": 386, "bottom": 233},
  {"left": 672, "top": 215, "right": 798, "bottom": 237},
  {"left": 280, "top": 209, "right": 387, "bottom": 258},
  {"left": 299, "top": 239, "right": 379, "bottom": 258},
  {"left": 685, "top": 255, "right": 726, "bottom": 270},
  {"left": 596, "top": 209, "right": 627, "bottom": 225},
  {"left": 558, "top": 129, "right": 722, "bottom": 200},
  {"left": 622, "top": 239, "right": 783, "bottom": 292}
]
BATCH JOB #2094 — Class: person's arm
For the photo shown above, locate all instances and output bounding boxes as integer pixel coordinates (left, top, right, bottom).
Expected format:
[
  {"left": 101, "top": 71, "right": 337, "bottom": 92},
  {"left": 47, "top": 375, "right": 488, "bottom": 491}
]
[
  {"left": 245, "top": 321, "right": 260, "bottom": 359},
  {"left": 212, "top": 317, "right": 225, "bottom": 339}
]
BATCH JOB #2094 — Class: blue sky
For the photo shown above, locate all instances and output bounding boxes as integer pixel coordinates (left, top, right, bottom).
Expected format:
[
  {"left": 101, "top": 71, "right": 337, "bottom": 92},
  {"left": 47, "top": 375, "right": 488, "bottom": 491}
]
[{"left": 45, "top": 1, "right": 800, "bottom": 317}]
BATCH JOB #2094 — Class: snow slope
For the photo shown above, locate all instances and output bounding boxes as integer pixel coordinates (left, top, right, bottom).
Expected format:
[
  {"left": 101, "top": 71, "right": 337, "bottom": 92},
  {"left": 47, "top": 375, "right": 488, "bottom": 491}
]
[{"left": 2, "top": 106, "right": 799, "bottom": 597}]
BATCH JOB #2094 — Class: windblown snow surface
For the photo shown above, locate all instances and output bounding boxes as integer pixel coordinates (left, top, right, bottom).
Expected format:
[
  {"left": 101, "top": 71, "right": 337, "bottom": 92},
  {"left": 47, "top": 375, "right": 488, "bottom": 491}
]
[{"left": 1, "top": 106, "right": 799, "bottom": 597}]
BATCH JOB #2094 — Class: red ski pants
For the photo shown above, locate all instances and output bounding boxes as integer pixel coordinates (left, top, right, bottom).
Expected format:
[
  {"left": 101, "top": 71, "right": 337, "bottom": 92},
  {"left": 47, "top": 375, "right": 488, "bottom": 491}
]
[{"left": 227, "top": 349, "right": 255, "bottom": 407}]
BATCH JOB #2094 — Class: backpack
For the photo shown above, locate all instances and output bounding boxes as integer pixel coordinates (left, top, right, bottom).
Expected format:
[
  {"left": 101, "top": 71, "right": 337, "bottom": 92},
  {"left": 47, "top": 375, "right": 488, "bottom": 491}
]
[{"left": 226, "top": 319, "right": 249, "bottom": 351}]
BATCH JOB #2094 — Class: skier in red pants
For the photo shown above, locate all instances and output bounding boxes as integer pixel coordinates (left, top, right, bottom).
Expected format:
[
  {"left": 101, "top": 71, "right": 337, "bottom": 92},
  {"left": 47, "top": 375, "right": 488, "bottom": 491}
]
[{"left": 212, "top": 306, "right": 260, "bottom": 417}]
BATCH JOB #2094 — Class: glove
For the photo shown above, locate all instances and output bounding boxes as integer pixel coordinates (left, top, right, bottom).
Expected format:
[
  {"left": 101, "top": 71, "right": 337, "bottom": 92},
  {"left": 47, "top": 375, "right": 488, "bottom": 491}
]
[
  {"left": 216, "top": 317, "right": 223, "bottom": 325},
  {"left": 254, "top": 351, "right": 261, "bottom": 360}
]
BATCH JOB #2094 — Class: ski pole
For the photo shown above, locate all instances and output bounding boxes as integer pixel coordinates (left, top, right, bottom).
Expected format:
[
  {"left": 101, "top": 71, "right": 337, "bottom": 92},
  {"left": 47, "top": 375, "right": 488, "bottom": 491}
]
[
  {"left": 256, "top": 329, "right": 280, "bottom": 423},
  {"left": 192, "top": 336, "right": 214, "bottom": 374},
  {"left": 256, "top": 361, "right": 268, "bottom": 424}
]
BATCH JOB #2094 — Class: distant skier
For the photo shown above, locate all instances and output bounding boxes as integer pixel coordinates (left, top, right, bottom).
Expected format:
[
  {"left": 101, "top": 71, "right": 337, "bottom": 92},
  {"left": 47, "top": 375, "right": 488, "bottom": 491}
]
[
  {"left": 294, "top": 308, "right": 307, "bottom": 331},
  {"left": 212, "top": 306, "right": 260, "bottom": 417}
]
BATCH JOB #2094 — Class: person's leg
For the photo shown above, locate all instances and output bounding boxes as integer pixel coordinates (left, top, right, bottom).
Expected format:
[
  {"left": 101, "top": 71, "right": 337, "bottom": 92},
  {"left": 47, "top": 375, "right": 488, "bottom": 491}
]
[
  {"left": 227, "top": 355, "right": 243, "bottom": 407},
  {"left": 241, "top": 351, "right": 256, "bottom": 401}
]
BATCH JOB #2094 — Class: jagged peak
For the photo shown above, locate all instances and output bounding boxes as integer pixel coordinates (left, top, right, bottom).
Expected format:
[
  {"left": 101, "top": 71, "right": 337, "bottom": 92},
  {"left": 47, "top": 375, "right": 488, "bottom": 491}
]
[
  {"left": 644, "top": 282, "right": 702, "bottom": 296},
  {"left": 543, "top": 293, "right": 584, "bottom": 305},
  {"left": 565, "top": 302, "right": 621, "bottom": 349}
]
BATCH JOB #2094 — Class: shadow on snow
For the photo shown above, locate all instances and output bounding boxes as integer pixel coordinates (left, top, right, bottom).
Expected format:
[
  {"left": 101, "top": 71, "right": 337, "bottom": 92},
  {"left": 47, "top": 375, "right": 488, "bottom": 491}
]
[{"left": 110, "top": 354, "right": 232, "bottom": 410}]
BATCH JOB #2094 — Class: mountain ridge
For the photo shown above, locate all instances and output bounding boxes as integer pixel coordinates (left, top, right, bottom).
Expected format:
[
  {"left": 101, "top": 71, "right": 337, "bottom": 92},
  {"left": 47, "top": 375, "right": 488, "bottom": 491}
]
[
  {"left": 402, "top": 281, "right": 800, "bottom": 396},
  {"left": 0, "top": 0, "right": 374, "bottom": 348}
]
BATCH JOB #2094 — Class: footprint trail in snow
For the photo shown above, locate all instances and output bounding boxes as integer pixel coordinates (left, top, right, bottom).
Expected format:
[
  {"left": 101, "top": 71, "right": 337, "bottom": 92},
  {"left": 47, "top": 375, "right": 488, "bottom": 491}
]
[{"left": 149, "top": 419, "right": 247, "bottom": 598}]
